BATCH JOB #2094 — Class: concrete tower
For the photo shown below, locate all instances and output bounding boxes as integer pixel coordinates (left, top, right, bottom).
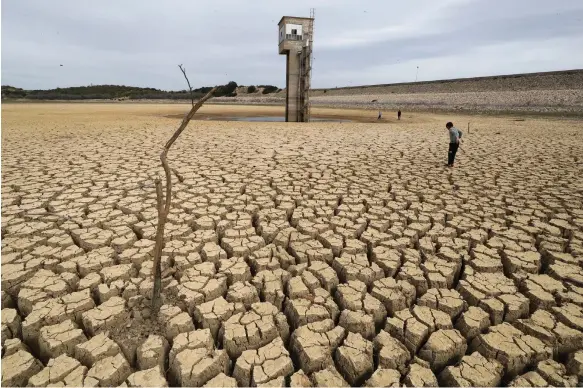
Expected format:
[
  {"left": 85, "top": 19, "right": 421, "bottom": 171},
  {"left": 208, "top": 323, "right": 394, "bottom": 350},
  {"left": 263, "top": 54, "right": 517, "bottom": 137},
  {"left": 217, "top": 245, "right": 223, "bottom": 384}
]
[{"left": 278, "top": 13, "right": 314, "bottom": 122}]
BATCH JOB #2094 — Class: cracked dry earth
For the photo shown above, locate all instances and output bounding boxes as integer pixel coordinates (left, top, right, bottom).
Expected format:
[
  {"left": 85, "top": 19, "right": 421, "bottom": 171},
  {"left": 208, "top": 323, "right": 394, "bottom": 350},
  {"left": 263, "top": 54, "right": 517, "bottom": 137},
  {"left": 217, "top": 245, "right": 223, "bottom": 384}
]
[{"left": 1, "top": 103, "right": 583, "bottom": 387}]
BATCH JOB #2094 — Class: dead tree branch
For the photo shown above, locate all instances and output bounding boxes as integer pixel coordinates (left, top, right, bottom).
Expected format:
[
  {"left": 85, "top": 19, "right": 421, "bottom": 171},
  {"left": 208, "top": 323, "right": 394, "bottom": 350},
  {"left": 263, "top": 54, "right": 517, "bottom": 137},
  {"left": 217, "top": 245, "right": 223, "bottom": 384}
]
[
  {"left": 178, "top": 64, "right": 195, "bottom": 107},
  {"left": 151, "top": 71, "right": 217, "bottom": 313}
]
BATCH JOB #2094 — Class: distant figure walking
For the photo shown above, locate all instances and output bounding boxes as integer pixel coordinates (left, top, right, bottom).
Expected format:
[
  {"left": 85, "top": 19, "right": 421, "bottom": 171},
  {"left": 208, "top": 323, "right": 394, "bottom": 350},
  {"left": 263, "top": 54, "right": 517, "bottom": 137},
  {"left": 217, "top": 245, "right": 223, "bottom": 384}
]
[
  {"left": 377, "top": 110, "right": 382, "bottom": 120},
  {"left": 397, "top": 110, "right": 402, "bottom": 120},
  {"left": 446, "top": 122, "right": 463, "bottom": 167}
]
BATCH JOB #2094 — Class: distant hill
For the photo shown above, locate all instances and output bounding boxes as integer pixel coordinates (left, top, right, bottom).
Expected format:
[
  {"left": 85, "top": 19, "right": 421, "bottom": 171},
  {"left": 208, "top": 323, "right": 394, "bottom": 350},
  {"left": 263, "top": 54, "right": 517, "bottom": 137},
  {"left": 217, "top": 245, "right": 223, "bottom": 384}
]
[{"left": 1, "top": 82, "right": 281, "bottom": 101}]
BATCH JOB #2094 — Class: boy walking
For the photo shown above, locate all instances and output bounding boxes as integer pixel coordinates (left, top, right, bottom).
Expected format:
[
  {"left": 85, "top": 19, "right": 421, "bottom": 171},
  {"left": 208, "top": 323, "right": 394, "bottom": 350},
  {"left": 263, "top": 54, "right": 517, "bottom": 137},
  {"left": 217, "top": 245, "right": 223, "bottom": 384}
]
[{"left": 446, "top": 122, "right": 462, "bottom": 167}]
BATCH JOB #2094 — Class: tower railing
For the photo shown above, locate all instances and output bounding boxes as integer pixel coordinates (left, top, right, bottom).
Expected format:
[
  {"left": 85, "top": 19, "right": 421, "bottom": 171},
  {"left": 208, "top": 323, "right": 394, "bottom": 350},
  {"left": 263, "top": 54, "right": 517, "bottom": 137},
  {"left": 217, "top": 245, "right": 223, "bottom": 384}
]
[{"left": 285, "top": 34, "right": 303, "bottom": 41}]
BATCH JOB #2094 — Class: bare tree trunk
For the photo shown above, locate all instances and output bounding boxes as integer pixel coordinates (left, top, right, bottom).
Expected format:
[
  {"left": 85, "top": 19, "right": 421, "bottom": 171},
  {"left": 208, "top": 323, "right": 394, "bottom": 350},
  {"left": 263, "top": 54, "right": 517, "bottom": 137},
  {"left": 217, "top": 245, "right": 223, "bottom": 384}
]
[{"left": 151, "top": 67, "right": 216, "bottom": 313}]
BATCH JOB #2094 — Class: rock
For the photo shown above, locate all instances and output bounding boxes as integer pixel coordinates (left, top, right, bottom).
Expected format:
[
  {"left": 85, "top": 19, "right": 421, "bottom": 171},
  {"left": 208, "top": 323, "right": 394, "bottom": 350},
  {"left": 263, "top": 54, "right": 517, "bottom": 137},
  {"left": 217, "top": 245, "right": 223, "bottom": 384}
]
[
  {"left": 126, "top": 366, "right": 168, "bottom": 387},
  {"left": 136, "top": 334, "right": 169, "bottom": 371},
  {"left": 1, "top": 349, "right": 43, "bottom": 387},
  {"left": 334, "top": 332, "right": 374, "bottom": 385},
  {"left": 439, "top": 351, "right": 503, "bottom": 387},
  {"left": 85, "top": 353, "right": 132, "bottom": 386},
  {"left": 28, "top": 354, "right": 88, "bottom": 387},
  {"left": 233, "top": 337, "right": 294, "bottom": 386},
  {"left": 74, "top": 332, "right": 122, "bottom": 367},
  {"left": 38, "top": 319, "right": 87, "bottom": 361}
]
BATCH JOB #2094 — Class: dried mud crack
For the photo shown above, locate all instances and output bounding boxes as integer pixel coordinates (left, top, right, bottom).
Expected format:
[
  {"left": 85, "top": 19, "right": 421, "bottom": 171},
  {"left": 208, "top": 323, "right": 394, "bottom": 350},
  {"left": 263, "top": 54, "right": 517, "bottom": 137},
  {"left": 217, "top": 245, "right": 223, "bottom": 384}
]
[{"left": 1, "top": 103, "right": 583, "bottom": 386}]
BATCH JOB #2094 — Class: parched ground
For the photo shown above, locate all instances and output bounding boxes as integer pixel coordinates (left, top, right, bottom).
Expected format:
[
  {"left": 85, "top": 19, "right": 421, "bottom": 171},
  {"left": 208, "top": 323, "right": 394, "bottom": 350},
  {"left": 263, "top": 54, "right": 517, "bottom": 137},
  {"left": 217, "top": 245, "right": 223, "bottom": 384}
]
[{"left": 2, "top": 103, "right": 583, "bottom": 387}]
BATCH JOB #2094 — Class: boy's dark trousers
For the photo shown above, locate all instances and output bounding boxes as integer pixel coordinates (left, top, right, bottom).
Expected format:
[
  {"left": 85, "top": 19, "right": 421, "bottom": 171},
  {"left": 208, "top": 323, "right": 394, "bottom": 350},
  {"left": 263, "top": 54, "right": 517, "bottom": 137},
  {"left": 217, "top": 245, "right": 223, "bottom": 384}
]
[{"left": 448, "top": 142, "right": 459, "bottom": 165}]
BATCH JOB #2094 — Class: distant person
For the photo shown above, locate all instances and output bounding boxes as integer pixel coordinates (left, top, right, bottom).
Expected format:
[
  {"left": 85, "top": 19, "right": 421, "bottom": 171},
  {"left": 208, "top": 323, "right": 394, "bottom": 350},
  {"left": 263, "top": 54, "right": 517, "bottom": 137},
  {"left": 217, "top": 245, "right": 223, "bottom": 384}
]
[
  {"left": 377, "top": 110, "right": 382, "bottom": 120},
  {"left": 398, "top": 110, "right": 402, "bottom": 120},
  {"left": 446, "top": 122, "right": 462, "bottom": 167}
]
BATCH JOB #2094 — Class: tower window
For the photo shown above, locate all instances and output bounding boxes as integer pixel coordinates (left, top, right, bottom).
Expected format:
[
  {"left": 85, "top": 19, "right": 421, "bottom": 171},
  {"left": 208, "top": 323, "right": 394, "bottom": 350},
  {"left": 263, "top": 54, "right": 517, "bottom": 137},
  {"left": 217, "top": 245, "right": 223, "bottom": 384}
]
[{"left": 291, "top": 29, "right": 297, "bottom": 35}]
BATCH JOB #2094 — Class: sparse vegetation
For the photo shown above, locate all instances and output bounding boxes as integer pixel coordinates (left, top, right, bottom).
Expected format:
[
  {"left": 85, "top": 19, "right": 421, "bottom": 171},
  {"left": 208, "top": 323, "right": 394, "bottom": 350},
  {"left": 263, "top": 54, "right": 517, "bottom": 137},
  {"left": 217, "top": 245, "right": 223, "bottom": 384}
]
[
  {"left": 1, "top": 80, "right": 274, "bottom": 100},
  {"left": 260, "top": 85, "right": 278, "bottom": 94}
]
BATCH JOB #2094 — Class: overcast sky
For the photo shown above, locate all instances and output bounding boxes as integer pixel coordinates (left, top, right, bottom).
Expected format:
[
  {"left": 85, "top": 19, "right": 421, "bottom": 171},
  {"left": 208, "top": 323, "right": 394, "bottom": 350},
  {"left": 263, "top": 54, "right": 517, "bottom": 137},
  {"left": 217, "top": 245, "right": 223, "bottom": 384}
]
[{"left": 2, "top": 0, "right": 583, "bottom": 90}]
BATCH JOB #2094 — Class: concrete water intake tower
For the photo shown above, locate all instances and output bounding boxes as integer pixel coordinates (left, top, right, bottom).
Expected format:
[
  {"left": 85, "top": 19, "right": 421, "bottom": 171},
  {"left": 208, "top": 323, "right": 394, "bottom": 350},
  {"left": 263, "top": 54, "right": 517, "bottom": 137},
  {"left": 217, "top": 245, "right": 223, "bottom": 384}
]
[{"left": 278, "top": 11, "right": 314, "bottom": 122}]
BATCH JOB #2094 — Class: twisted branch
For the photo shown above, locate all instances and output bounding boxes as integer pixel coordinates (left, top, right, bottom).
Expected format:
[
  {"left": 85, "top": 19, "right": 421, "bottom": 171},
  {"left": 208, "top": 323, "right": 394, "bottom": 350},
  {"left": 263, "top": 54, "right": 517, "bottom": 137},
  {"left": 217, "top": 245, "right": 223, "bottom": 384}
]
[
  {"left": 178, "top": 64, "right": 195, "bottom": 107},
  {"left": 151, "top": 69, "right": 217, "bottom": 313}
]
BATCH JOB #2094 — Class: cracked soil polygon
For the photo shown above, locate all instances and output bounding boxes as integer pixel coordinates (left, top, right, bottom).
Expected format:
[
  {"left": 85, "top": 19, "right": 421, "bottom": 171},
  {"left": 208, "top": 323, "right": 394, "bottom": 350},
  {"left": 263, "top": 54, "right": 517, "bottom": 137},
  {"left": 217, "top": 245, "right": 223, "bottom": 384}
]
[{"left": 3, "top": 106, "right": 583, "bottom": 386}]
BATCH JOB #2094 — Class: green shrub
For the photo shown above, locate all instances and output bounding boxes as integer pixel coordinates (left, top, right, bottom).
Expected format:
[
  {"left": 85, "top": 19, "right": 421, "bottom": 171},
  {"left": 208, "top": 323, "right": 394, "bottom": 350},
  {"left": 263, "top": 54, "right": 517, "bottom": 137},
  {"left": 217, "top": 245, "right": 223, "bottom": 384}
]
[{"left": 262, "top": 85, "right": 278, "bottom": 94}]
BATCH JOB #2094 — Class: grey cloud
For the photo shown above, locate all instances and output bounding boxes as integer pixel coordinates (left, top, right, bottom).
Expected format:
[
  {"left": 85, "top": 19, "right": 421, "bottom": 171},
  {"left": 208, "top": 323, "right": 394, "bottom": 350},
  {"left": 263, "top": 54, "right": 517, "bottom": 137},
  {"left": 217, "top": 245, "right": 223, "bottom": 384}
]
[{"left": 2, "top": 0, "right": 582, "bottom": 90}]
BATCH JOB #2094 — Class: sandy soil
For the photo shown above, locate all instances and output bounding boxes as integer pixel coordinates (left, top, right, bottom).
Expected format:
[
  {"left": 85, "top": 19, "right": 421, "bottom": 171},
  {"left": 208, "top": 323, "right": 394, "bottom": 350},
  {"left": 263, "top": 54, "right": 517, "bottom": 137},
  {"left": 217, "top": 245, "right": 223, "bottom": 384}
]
[{"left": 2, "top": 103, "right": 583, "bottom": 387}]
